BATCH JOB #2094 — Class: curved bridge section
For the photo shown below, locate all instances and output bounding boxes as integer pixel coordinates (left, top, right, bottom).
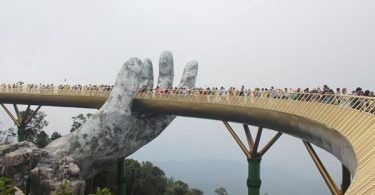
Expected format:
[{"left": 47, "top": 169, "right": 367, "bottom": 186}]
[{"left": 0, "top": 87, "right": 374, "bottom": 194}]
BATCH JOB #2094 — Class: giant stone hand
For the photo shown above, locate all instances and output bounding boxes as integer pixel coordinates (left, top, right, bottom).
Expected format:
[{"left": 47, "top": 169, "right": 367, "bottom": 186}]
[{"left": 0, "top": 51, "right": 198, "bottom": 194}]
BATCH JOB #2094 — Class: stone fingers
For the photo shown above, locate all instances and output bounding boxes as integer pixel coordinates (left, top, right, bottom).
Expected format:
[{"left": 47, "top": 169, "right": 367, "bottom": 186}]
[
  {"left": 139, "top": 58, "right": 154, "bottom": 90},
  {"left": 131, "top": 53, "right": 198, "bottom": 147},
  {"left": 157, "top": 51, "right": 174, "bottom": 89},
  {"left": 178, "top": 61, "right": 198, "bottom": 89},
  {"left": 100, "top": 57, "right": 142, "bottom": 113}
]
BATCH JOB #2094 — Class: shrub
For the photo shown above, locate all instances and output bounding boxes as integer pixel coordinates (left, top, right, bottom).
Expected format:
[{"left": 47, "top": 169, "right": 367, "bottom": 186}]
[
  {"left": 51, "top": 180, "right": 74, "bottom": 195},
  {"left": 0, "top": 177, "right": 15, "bottom": 195},
  {"left": 89, "top": 187, "right": 113, "bottom": 195}
]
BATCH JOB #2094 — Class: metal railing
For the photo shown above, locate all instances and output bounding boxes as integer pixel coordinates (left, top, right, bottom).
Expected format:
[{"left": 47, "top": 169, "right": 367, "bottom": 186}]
[
  {"left": 136, "top": 89, "right": 375, "bottom": 115},
  {"left": 1, "top": 86, "right": 374, "bottom": 115},
  {"left": 0, "top": 86, "right": 111, "bottom": 97}
]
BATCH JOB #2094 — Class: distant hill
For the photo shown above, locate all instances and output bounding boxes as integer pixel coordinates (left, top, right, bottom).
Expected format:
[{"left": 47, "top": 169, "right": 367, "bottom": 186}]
[{"left": 156, "top": 158, "right": 331, "bottom": 195}]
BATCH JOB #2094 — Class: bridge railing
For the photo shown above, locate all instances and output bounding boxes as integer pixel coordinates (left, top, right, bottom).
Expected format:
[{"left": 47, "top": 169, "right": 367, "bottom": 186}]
[
  {"left": 1, "top": 86, "right": 374, "bottom": 115},
  {"left": 0, "top": 86, "right": 111, "bottom": 97},
  {"left": 137, "top": 89, "right": 375, "bottom": 115}
]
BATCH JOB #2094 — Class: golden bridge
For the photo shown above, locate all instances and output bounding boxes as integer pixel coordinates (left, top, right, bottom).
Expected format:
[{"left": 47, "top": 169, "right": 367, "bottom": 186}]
[{"left": 0, "top": 87, "right": 374, "bottom": 195}]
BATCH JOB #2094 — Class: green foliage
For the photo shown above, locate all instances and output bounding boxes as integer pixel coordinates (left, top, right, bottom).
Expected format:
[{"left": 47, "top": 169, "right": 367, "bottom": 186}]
[
  {"left": 214, "top": 187, "right": 228, "bottom": 195},
  {"left": 22, "top": 110, "right": 49, "bottom": 135},
  {"left": 0, "top": 177, "right": 15, "bottom": 195},
  {"left": 85, "top": 163, "right": 117, "bottom": 194},
  {"left": 19, "top": 110, "right": 49, "bottom": 144},
  {"left": 35, "top": 130, "right": 50, "bottom": 148},
  {"left": 70, "top": 113, "right": 92, "bottom": 132},
  {"left": 190, "top": 188, "right": 204, "bottom": 195},
  {"left": 125, "top": 159, "right": 167, "bottom": 195},
  {"left": 51, "top": 180, "right": 74, "bottom": 195},
  {"left": 169, "top": 180, "right": 189, "bottom": 195},
  {"left": 84, "top": 159, "right": 203, "bottom": 195},
  {"left": 89, "top": 187, "right": 113, "bottom": 195},
  {"left": 0, "top": 127, "right": 16, "bottom": 144},
  {"left": 164, "top": 179, "right": 202, "bottom": 195},
  {"left": 50, "top": 131, "right": 62, "bottom": 141}
]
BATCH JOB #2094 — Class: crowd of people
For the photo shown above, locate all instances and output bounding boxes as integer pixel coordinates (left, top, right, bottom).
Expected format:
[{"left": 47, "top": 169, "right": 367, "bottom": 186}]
[
  {"left": 1, "top": 83, "right": 373, "bottom": 97},
  {"left": 0, "top": 83, "right": 113, "bottom": 92},
  {"left": 143, "top": 84, "right": 374, "bottom": 98},
  {"left": 1, "top": 83, "right": 374, "bottom": 113}
]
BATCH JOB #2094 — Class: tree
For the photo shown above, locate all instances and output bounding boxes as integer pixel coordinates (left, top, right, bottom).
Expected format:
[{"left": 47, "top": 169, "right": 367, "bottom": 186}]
[
  {"left": 85, "top": 162, "right": 118, "bottom": 194},
  {"left": 164, "top": 178, "right": 175, "bottom": 195},
  {"left": 215, "top": 187, "right": 228, "bottom": 195},
  {"left": 70, "top": 113, "right": 92, "bottom": 132},
  {"left": 139, "top": 161, "right": 167, "bottom": 194},
  {"left": 19, "top": 110, "right": 48, "bottom": 143},
  {"left": 173, "top": 180, "right": 189, "bottom": 195},
  {"left": 84, "top": 158, "right": 204, "bottom": 195},
  {"left": 190, "top": 188, "right": 204, "bottom": 195},
  {"left": 164, "top": 178, "right": 202, "bottom": 195},
  {"left": 0, "top": 126, "right": 16, "bottom": 145},
  {"left": 35, "top": 131, "right": 50, "bottom": 148},
  {"left": 125, "top": 160, "right": 167, "bottom": 195},
  {"left": 125, "top": 159, "right": 141, "bottom": 195},
  {"left": 50, "top": 131, "right": 62, "bottom": 141}
]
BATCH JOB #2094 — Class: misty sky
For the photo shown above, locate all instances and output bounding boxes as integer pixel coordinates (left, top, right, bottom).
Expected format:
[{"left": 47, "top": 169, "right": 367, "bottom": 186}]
[{"left": 1, "top": 0, "right": 374, "bottom": 193}]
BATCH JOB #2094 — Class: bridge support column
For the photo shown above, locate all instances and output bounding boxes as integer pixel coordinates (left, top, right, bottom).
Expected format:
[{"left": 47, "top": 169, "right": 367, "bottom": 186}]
[
  {"left": 247, "top": 157, "right": 262, "bottom": 195},
  {"left": 223, "top": 122, "right": 282, "bottom": 195},
  {"left": 17, "top": 125, "right": 27, "bottom": 142},
  {"left": 117, "top": 159, "right": 126, "bottom": 195},
  {"left": 1, "top": 104, "right": 41, "bottom": 142}
]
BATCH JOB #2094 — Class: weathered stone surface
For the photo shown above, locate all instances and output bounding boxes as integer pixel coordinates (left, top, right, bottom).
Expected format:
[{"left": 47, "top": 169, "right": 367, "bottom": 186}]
[
  {"left": 140, "top": 58, "right": 154, "bottom": 89},
  {"left": 0, "top": 51, "right": 198, "bottom": 195},
  {"left": 15, "top": 186, "right": 25, "bottom": 195},
  {"left": 157, "top": 51, "right": 174, "bottom": 88},
  {"left": 0, "top": 142, "right": 46, "bottom": 192},
  {"left": 29, "top": 156, "right": 85, "bottom": 195},
  {"left": 5, "top": 148, "right": 33, "bottom": 166},
  {"left": 179, "top": 60, "right": 198, "bottom": 88}
]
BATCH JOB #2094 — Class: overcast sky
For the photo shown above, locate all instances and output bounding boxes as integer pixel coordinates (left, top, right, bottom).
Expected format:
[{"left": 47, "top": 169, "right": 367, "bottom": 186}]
[{"left": 1, "top": 0, "right": 374, "bottom": 193}]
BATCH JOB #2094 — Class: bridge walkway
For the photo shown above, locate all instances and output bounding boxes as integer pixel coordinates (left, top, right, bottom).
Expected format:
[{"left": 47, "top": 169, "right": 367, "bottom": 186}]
[{"left": 0, "top": 87, "right": 374, "bottom": 194}]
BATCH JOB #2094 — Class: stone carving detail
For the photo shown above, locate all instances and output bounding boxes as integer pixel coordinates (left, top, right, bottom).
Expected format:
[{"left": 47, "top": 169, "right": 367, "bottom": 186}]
[{"left": 0, "top": 51, "right": 198, "bottom": 195}]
